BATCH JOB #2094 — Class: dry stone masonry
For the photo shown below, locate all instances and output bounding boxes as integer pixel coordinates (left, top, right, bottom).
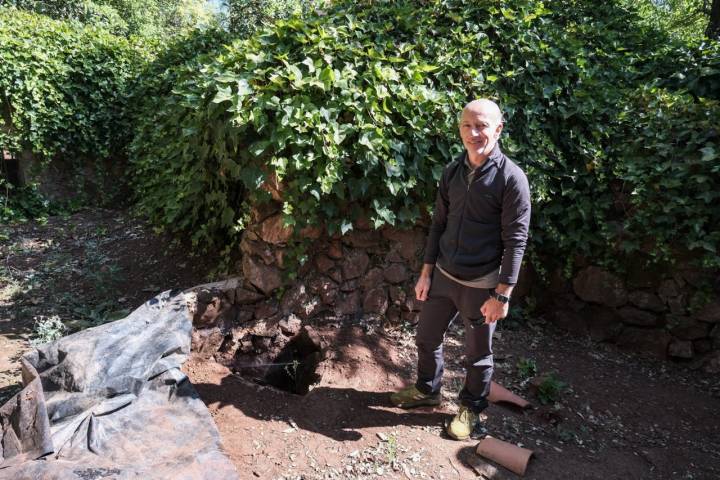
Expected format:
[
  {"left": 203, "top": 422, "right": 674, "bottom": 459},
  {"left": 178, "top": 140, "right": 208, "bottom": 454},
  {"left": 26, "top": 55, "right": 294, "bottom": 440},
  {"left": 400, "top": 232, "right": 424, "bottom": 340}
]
[{"left": 188, "top": 200, "right": 720, "bottom": 384}]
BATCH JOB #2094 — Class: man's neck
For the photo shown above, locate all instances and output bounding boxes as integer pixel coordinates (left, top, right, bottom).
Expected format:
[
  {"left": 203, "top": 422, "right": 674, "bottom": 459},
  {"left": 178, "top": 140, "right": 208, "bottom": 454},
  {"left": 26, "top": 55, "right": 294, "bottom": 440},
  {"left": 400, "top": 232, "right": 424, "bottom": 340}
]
[{"left": 466, "top": 151, "right": 489, "bottom": 169}]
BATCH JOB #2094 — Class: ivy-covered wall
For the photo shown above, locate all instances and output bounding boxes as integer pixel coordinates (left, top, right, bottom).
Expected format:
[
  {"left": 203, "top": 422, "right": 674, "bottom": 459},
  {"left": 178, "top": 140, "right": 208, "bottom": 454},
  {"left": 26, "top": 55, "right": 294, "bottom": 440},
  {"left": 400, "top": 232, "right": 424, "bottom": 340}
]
[{"left": 0, "top": 7, "right": 146, "bottom": 204}]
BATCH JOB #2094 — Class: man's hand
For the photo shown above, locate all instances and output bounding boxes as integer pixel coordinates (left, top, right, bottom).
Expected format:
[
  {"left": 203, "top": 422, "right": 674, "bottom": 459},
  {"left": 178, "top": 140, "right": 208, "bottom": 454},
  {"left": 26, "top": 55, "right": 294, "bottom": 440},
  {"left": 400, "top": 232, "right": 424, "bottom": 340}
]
[
  {"left": 480, "top": 297, "right": 508, "bottom": 323},
  {"left": 415, "top": 264, "right": 435, "bottom": 301},
  {"left": 415, "top": 276, "right": 431, "bottom": 301}
]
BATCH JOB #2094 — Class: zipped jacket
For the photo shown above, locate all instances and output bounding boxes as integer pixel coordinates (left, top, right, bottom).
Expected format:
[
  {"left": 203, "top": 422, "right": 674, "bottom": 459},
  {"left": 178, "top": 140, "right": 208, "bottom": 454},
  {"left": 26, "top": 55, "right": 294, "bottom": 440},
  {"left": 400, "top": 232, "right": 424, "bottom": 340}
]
[{"left": 423, "top": 144, "right": 531, "bottom": 285}]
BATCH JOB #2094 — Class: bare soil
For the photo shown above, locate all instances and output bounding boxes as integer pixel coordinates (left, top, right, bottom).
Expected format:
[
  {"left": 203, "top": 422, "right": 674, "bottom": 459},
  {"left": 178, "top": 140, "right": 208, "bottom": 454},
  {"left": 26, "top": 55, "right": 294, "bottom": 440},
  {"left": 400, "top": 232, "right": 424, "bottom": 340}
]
[{"left": 2, "top": 209, "right": 720, "bottom": 479}]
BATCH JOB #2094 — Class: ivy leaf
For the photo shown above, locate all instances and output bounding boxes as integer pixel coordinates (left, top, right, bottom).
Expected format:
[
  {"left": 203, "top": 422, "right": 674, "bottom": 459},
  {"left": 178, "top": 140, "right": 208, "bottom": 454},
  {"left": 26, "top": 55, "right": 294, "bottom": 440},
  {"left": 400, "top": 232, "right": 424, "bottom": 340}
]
[{"left": 212, "top": 85, "right": 233, "bottom": 104}]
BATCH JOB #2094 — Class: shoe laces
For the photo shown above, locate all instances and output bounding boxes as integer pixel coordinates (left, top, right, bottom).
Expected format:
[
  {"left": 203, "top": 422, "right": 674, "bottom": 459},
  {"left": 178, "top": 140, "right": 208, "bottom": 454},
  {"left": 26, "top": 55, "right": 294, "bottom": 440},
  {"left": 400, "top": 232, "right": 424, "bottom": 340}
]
[{"left": 458, "top": 406, "right": 476, "bottom": 424}]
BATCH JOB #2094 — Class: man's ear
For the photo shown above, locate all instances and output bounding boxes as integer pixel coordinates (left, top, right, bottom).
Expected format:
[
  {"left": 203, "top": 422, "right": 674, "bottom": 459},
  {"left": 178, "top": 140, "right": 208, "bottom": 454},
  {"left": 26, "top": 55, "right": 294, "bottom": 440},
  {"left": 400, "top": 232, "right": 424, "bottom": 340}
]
[{"left": 494, "top": 122, "right": 504, "bottom": 138}]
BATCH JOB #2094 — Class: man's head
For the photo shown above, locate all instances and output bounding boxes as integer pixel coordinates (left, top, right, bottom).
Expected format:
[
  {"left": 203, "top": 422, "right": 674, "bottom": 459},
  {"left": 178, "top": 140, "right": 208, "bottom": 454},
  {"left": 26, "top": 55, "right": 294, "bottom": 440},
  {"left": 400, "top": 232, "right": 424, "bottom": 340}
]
[{"left": 459, "top": 99, "right": 504, "bottom": 161}]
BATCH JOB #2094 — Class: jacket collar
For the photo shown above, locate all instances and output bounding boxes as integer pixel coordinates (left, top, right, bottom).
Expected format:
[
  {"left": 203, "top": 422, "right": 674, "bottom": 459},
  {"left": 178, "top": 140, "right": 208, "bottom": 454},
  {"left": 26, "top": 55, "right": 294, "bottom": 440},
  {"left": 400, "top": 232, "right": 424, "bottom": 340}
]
[{"left": 461, "top": 142, "right": 503, "bottom": 170}]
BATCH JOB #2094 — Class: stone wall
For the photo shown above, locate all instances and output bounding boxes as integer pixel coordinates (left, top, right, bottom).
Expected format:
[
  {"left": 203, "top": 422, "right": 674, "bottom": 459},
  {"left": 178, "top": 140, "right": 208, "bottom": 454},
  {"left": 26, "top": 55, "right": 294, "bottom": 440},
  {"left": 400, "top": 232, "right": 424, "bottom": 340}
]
[
  {"left": 190, "top": 201, "right": 720, "bottom": 376},
  {"left": 543, "top": 263, "right": 720, "bottom": 373}
]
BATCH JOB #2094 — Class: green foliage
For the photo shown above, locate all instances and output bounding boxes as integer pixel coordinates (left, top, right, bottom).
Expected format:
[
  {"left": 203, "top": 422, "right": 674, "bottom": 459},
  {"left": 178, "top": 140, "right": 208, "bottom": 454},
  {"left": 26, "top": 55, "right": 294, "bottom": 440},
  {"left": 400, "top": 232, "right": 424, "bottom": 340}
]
[
  {"left": 0, "top": 8, "right": 145, "bottom": 160},
  {"left": 31, "top": 314, "right": 67, "bottom": 345},
  {"left": 627, "top": 0, "right": 711, "bottom": 42},
  {"left": 610, "top": 87, "right": 720, "bottom": 266},
  {"left": 1, "top": 0, "right": 217, "bottom": 37},
  {"left": 0, "top": 178, "right": 51, "bottom": 223},
  {"left": 222, "top": 0, "right": 323, "bottom": 37},
  {"left": 516, "top": 357, "right": 538, "bottom": 380},
  {"left": 128, "top": 0, "right": 720, "bottom": 270},
  {"left": 536, "top": 373, "right": 568, "bottom": 405}
]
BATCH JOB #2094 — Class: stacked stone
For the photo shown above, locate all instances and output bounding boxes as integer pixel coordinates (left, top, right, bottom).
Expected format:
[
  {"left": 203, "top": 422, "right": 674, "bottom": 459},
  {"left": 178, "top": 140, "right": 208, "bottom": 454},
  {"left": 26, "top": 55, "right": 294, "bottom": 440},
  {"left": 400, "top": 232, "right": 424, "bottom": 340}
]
[
  {"left": 188, "top": 206, "right": 428, "bottom": 368},
  {"left": 188, "top": 200, "right": 719, "bottom": 374},
  {"left": 546, "top": 265, "right": 720, "bottom": 372}
]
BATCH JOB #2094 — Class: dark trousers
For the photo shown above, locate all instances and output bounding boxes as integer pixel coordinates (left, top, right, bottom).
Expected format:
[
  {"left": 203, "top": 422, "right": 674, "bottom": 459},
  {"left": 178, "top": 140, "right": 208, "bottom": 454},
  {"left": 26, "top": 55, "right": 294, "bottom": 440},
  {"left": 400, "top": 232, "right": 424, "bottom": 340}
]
[{"left": 414, "top": 270, "right": 495, "bottom": 413}]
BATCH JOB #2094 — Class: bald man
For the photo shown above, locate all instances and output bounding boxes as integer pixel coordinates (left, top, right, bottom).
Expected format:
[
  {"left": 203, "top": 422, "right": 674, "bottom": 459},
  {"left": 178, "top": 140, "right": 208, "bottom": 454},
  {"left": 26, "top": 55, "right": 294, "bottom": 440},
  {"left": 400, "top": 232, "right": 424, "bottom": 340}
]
[{"left": 391, "top": 99, "right": 531, "bottom": 440}]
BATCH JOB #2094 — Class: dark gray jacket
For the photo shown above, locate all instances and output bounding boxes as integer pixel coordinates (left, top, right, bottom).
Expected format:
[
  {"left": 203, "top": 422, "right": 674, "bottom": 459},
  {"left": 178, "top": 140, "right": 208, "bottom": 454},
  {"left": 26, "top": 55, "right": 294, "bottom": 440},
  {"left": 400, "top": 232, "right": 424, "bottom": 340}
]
[{"left": 423, "top": 144, "right": 531, "bottom": 285}]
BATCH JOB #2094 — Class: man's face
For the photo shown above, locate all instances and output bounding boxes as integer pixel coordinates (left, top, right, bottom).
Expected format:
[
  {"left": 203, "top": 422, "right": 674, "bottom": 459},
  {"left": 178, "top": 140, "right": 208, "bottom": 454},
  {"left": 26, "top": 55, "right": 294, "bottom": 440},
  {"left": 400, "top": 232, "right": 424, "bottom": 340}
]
[{"left": 459, "top": 109, "right": 503, "bottom": 159}]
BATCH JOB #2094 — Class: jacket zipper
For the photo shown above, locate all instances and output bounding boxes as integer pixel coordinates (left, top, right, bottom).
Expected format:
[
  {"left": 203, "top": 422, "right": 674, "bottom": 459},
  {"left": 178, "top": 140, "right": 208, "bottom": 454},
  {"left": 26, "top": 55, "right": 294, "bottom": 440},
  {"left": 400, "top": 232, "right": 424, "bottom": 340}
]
[{"left": 452, "top": 163, "right": 472, "bottom": 264}]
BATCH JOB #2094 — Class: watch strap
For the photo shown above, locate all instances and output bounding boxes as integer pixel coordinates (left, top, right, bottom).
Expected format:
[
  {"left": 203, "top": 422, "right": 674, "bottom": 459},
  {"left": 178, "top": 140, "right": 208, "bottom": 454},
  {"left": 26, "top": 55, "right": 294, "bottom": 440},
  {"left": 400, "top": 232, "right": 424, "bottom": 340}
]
[{"left": 488, "top": 289, "right": 510, "bottom": 304}]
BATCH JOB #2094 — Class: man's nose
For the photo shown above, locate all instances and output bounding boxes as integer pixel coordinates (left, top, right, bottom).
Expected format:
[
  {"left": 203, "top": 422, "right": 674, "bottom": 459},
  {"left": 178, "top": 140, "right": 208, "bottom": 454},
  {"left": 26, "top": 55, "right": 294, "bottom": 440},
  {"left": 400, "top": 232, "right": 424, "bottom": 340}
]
[{"left": 471, "top": 128, "right": 481, "bottom": 137}]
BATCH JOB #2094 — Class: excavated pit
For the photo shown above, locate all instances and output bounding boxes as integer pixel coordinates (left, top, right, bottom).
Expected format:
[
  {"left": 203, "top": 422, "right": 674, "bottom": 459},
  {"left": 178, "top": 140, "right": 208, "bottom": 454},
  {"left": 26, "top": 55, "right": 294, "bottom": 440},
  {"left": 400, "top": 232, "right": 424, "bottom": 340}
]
[{"left": 231, "top": 326, "right": 324, "bottom": 395}]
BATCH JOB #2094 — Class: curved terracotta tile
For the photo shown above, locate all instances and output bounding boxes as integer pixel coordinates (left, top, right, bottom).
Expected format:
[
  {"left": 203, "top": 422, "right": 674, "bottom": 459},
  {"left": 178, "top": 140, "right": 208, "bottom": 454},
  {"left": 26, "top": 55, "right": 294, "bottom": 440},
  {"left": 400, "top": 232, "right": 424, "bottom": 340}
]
[
  {"left": 476, "top": 435, "right": 534, "bottom": 476},
  {"left": 488, "top": 381, "right": 531, "bottom": 409}
]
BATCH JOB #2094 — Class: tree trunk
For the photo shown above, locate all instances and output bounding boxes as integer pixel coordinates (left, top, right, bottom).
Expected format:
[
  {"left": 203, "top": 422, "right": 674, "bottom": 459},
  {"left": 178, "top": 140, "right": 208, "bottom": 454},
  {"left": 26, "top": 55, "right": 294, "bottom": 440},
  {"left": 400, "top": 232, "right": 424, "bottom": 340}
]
[{"left": 708, "top": 0, "right": 720, "bottom": 39}]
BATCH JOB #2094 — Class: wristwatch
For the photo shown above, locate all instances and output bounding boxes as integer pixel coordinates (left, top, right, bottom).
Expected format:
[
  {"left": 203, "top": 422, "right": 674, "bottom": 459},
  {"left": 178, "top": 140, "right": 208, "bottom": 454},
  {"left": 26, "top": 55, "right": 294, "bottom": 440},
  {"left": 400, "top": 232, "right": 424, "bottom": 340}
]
[{"left": 488, "top": 289, "right": 510, "bottom": 304}]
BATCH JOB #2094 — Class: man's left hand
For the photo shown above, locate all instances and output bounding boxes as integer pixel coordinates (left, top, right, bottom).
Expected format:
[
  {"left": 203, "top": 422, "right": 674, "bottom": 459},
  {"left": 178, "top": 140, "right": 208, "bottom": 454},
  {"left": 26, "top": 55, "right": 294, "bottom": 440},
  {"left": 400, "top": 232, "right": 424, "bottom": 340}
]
[{"left": 480, "top": 297, "right": 508, "bottom": 324}]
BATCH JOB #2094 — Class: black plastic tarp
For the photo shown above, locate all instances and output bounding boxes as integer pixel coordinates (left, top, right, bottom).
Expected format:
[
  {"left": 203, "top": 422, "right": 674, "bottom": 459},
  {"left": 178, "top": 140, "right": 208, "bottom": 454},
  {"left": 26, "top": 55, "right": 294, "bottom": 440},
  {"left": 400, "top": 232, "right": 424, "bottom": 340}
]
[{"left": 0, "top": 290, "right": 238, "bottom": 480}]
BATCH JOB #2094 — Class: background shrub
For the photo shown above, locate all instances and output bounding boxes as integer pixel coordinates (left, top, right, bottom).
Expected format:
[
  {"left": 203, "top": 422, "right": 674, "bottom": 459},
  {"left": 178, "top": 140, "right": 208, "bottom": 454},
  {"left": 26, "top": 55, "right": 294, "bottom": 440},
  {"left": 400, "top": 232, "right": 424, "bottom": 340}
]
[
  {"left": 0, "top": 8, "right": 145, "bottom": 160},
  {"left": 129, "top": 0, "right": 720, "bottom": 271}
]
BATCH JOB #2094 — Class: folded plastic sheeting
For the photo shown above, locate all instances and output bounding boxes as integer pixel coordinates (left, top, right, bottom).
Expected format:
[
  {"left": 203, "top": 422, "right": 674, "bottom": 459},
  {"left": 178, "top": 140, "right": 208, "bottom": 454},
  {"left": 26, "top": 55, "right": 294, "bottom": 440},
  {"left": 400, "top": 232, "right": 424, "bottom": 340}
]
[{"left": 0, "top": 291, "right": 238, "bottom": 480}]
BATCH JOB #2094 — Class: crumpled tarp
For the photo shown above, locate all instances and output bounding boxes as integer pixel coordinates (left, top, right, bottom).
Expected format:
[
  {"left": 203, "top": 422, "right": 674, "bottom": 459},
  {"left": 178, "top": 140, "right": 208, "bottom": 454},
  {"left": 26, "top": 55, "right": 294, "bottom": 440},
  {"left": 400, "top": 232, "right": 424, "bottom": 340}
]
[{"left": 0, "top": 290, "right": 238, "bottom": 480}]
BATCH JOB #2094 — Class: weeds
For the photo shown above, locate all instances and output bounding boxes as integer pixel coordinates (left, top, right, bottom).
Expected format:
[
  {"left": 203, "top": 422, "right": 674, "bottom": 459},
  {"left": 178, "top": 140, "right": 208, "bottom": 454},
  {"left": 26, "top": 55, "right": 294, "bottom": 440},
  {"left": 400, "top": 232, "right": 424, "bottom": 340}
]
[
  {"left": 31, "top": 315, "right": 66, "bottom": 345},
  {"left": 516, "top": 357, "right": 538, "bottom": 380},
  {"left": 386, "top": 434, "right": 398, "bottom": 463},
  {"left": 537, "top": 373, "right": 568, "bottom": 405}
]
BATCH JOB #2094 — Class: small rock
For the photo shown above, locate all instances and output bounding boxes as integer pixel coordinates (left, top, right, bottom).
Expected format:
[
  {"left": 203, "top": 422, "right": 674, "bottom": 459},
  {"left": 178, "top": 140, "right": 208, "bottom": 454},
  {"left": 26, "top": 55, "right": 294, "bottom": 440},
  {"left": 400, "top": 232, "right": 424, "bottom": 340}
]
[
  {"left": 386, "top": 249, "right": 404, "bottom": 263},
  {"left": 573, "top": 266, "right": 628, "bottom": 307},
  {"left": 617, "top": 306, "right": 658, "bottom": 327},
  {"left": 657, "top": 279, "right": 679, "bottom": 302},
  {"left": 710, "top": 324, "right": 720, "bottom": 348},
  {"left": 629, "top": 291, "right": 666, "bottom": 312},
  {"left": 548, "top": 309, "right": 588, "bottom": 335},
  {"left": 702, "top": 351, "right": 720, "bottom": 374},
  {"left": 341, "top": 250, "right": 370, "bottom": 280},
  {"left": 280, "top": 283, "right": 307, "bottom": 314},
  {"left": 336, "top": 290, "right": 361, "bottom": 316},
  {"left": 242, "top": 255, "right": 283, "bottom": 295},
  {"left": 236, "top": 309, "right": 254, "bottom": 323},
  {"left": 616, "top": 327, "right": 671, "bottom": 359},
  {"left": 327, "top": 268, "right": 343, "bottom": 284},
  {"left": 297, "top": 296, "right": 324, "bottom": 319},
  {"left": 279, "top": 314, "right": 302, "bottom": 336},
  {"left": 314, "top": 254, "right": 335, "bottom": 274},
  {"left": 340, "top": 280, "right": 358, "bottom": 292},
  {"left": 247, "top": 316, "right": 280, "bottom": 337},
  {"left": 585, "top": 305, "right": 624, "bottom": 341},
  {"left": 668, "top": 339, "right": 693, "bottom": 359},
  {"left": 359, "top": 267, "right": 384, "bottom": 291},
  {"left": 389, "top": 285, "right": 406, "bottom": 304},
  {"left": 381, "top": 228, "right": 426, "bottom": 262},
  {"left": 191, "top": 327, "right": 225, "bottom": 357},
  {"left": 363, "top": 288, "right": 388, "bottom": 315},
  {"left": 327, "top": 240, "right": 343, "bottom": 259},
  {"left": 254, "top": 302, "right": 278, "bottom": 319},
  {"left": 194, "top": 297, "right": 222, "bottom": 326},
  {"left": 342, "top": 230, "right": 380, "bottom": 248},
  {"left": 383, "top": 264, "right": 409, "bottom": 284},
  {"left": 670, "top": 317, "right": 710, "bottom": 340},
  {"left": 385, "top": 305, "right": 401, "bottom": 325},
  {"left": 667, "top": 295, "right": 687, "bottom": 315},
  {"left": 697, "top": 301, "right": 720, "bottom": 323},
  {"left": 693, "top": 338, "right": 712, "bottom": 354}
]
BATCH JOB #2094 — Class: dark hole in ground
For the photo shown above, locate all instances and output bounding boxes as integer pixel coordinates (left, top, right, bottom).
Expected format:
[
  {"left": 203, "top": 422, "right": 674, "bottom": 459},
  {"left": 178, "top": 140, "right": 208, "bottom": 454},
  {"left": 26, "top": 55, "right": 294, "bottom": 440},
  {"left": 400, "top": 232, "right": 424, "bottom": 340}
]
[{"left": 233, "top": 326, "right": 324, "bottom": 395}]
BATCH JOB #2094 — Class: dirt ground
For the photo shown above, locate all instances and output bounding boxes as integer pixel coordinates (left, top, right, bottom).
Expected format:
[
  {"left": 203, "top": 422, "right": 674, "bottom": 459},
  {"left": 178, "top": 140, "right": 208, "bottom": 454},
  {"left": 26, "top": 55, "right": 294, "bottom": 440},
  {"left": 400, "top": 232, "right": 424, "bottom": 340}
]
[{"left": 2, "top": 209, "right": 720, "bottom": 479}]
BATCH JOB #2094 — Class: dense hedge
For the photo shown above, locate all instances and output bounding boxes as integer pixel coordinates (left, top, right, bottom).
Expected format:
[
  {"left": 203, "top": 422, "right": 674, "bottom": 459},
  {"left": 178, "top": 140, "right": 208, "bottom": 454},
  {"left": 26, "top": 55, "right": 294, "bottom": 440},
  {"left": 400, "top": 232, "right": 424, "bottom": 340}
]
[
  {"left": 0, "top": 7, "right": 144, "bottom": 161},
  {"left": 129, "top": 0, "right": 720, "bottom": 268}
]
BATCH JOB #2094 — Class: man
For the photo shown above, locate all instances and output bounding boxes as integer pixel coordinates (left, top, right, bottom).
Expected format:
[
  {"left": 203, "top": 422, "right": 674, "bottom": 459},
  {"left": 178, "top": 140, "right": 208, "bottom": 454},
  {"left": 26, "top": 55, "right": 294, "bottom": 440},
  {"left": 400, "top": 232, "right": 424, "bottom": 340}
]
[{"left": 390, "top": 99, "right": 531, "bottom": 440}]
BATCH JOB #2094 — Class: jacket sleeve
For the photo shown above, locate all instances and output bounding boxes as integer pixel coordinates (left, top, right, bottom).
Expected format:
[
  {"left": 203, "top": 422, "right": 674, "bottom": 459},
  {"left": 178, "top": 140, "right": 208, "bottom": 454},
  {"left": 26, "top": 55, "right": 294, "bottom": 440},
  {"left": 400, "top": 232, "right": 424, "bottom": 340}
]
[
  {"left": 422, "top": 167, "right": 450, "bottom": 265},
  {"left": 499, "top": 168, "right": 531, "bottom": 285}
]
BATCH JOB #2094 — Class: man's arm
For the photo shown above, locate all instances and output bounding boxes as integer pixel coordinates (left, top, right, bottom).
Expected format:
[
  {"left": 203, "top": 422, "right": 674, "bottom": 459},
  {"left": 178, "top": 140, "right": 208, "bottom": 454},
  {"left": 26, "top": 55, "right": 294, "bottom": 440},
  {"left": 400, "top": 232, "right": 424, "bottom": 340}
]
[
  {"left": 416, "top": 167, "right": 450, "bottom": 301},
  {"left": 482, "top": 168, "right": 531, "bottom": 322}
]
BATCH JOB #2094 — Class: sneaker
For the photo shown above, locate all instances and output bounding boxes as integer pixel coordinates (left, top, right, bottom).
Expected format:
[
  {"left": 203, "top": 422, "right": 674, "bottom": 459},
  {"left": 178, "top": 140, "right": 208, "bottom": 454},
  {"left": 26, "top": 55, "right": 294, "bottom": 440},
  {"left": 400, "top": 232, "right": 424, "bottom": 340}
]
[
  {"left": 446, "top": 406, "right": 480, "bottom": 440},
  {"left": 390, "top": 385, "right": 441, "bottom": 409}
]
